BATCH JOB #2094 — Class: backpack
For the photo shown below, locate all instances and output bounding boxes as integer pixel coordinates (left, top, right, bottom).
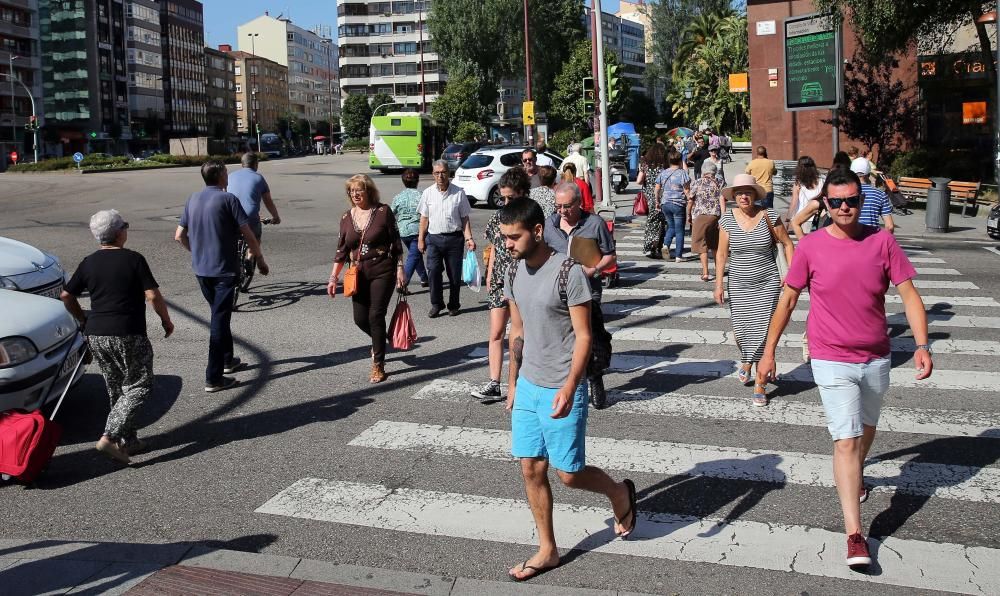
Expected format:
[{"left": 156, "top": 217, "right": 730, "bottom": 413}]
[{"left": 509, "top": 257, "right": 613, "bottom": 376}]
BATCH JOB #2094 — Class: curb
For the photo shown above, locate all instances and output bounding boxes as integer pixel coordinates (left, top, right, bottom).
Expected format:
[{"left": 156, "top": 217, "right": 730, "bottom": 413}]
[{"left": 0, "top": 539, "right": 658, "bottom": 596}]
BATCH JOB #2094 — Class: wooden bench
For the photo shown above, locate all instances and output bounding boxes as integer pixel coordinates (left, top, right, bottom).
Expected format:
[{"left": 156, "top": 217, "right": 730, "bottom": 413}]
[{"left": 895, "top": 177, "right": 982, "bottom": 217}]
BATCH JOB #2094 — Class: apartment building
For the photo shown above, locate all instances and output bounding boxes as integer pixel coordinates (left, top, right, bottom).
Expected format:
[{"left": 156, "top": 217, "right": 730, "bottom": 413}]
[
  {"left": 160, "top": 0, "right": 206, "bottom": 136},
  {"left": 204, "top": 45, "right": 235, "bottom": 141},
  {"left": 228, "top": 49, "right": 287, "bottom": 135},
  {"left": 1, "top": 0, "right": 42, "bottom": 161},
  {"left": 38, "top": 0, "right": 131, "bottom": 154},
  {"left": 584, "top": 6, "right": 647, "bottom": 96},
  {"left": 336, "top": 0, "right": 444, "bottom": 111},
  {"left": 125, "top": 0, "right": 163, "bottom": 147},
  {"left": 616, "top": 0, "right": 661, "bottom": 105},
  {"left": 237, "top": 12, "right": 338, "bottom": 125}
]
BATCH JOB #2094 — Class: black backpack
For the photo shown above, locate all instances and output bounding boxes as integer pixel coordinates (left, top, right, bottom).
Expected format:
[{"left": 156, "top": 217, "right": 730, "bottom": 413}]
[{"left": 509, "top": 257, "right": 613, "bottom": 376}]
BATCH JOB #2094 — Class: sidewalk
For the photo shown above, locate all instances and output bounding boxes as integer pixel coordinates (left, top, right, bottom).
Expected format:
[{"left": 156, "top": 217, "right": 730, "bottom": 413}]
[{"left": 0, "top": 539, "right": 655, "bottom": 596}]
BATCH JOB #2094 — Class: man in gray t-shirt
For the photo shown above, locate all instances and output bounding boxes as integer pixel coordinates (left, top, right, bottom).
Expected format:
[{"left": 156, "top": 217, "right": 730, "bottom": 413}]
[{"left": 497, "top": 198, "right": 636, "bottom": 583}]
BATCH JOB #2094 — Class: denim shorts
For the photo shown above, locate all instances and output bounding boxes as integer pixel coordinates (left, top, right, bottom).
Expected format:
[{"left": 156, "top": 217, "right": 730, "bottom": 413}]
[
  {"left": 811, "top": 358, "right": 891, "bottom": 440},
  {"left": 511, "top": 377, "right": 589, "bottom": 473}
]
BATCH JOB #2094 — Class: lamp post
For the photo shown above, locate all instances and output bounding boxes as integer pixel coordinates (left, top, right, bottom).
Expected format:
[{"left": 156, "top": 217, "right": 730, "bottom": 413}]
[
  {"left": 522, "top": 0, "right": 534, "bottom": 142},
  {"left": 247, "top": 33, "right": 260, "bottom": 150},
  {"left": 8, "top": 54, "right": 19, "bottom": 159},
  {"left": 1, "top": 68, "right": 37, "bottom": 163}
]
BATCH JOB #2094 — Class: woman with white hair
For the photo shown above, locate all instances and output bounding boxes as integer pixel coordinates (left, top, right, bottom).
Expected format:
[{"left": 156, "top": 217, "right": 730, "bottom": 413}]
[{"left": 61, "top": 210, "right": 174, "bottom": 464}]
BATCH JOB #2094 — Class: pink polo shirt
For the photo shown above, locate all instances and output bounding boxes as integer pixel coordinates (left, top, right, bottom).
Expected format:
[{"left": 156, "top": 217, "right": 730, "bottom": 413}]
[{"left": 785, "top": 226, "right": 917, "bottom": 363}]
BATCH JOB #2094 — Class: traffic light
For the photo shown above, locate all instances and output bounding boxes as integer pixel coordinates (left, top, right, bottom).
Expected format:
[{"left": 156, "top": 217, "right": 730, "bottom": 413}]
[
  {"left": 24, "top": 115, "right": 37, "bottom": 131},
  {"left": 88, "top": 131, "right": 98, "bottom": 139},
  {"left": 582, "top": 77, "right": 595, "bottom": 115},
  {"left": 606, "top": 64, "right": 621, "bottom": 105},
  {"left": 255, "top": 123, "right": 261, "bottom": 133}
]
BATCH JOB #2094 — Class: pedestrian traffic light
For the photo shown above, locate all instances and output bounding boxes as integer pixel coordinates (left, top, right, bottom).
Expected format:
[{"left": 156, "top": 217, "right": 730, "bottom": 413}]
[
  {"left": 24, "top": 115, "right": 37, "bottom": 131},
  {"left": 255, "top": 123, "right": 261, "bottom": 133},
  {"left": 88, "top": 131, "right": 97, "bottom": 139},
  {"left": 606, "top": 64, "right": 621, "bottom": 105},
  {"left": 582, "top": 77, "right": 595, "bottom": 115}
]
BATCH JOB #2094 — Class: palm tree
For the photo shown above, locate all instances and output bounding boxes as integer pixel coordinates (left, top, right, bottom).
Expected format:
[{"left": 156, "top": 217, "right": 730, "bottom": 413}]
[{"left": 672, "top": 10, "right": 735, "bottom": 78}]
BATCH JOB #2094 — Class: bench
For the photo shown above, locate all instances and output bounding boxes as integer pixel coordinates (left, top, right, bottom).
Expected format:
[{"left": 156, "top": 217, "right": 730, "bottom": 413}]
[{"left": 895, "top": 177, "right": 982, "bottom": 218}]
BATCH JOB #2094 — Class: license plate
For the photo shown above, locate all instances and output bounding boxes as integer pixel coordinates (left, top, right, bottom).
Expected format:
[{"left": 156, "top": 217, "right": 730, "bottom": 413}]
[
  {"left": 59, "top": 347, "right": 82, "bottom": 378},
  {"left": 37, "top": 284, "right": 63, "bottom": 299},
  {"left": 457, "top": 176, "right": 470, "bottom": 181},
  {"left": 613, "top": 174, "right": 625, "bottom": 183},
  {"left": 988, "top": 218, "right": 998, "bottom": 230}
]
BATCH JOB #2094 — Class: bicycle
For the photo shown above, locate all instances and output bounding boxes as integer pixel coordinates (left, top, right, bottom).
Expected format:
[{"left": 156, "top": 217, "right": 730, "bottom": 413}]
[{"left": 233, "top": 218, "right": 272, "bottom": 309}]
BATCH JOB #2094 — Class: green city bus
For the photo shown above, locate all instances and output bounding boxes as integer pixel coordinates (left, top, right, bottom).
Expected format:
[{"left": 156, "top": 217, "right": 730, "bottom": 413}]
[{"left": 369, "top": 112, "right": 446, "bottom": 173}]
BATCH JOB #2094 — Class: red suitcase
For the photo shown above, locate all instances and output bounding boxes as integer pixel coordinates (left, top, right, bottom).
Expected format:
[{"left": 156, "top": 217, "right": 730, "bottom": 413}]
[{"left": 0, "top": 336, "right": 86, "bottom": 484}]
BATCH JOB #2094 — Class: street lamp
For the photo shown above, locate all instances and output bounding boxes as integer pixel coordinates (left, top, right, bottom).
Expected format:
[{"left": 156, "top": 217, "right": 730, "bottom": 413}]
[
  {"left": 8, "top": 54, "right": 19, "bottom": 159},
  {"left": 247, "top": 32, "right": 260, "bottom": 151},
  {"left": 684, "top": 87, "right": 693, "bottom": 100},
  {"left": 1, "top": 65, "right": 38, "bottom": 163}
]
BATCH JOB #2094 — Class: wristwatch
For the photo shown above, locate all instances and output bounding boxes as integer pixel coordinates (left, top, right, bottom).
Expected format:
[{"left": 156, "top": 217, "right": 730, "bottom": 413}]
[{"left": 914, "top": 343, "right": 932, "bottom": 354}]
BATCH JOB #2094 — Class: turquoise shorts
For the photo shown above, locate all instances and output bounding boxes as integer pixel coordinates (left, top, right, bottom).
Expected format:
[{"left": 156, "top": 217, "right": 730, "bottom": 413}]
[{"left": 511, "top": 377, "right": 589, "bottom": 472}]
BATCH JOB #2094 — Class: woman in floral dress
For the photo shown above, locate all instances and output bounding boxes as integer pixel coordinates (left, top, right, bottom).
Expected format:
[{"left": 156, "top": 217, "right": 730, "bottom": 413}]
[{"left": 638, "top": 143, "right": 668, "bottom": 258}]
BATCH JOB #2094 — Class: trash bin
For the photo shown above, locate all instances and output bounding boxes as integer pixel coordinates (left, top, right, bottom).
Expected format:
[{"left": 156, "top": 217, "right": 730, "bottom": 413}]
[{"left": 925, "top": 177, "right": 951, "bottom": 233}]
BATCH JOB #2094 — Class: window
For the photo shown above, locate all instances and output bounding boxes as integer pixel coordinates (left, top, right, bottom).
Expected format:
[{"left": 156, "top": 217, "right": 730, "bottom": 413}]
[
  {"left": 236, "top": 101, "right": 242, "bottom": 110},
  {"left": 236, "top": 83, "right": 241, "bottom": 92},
  {"left": 235, "top": 65, "right": 241, "bottom": 75}
]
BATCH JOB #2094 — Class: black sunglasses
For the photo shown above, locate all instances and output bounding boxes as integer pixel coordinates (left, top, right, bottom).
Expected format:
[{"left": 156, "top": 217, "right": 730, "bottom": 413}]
[{"left": 827, "top": 195, "right": 861, "bottom": 209}]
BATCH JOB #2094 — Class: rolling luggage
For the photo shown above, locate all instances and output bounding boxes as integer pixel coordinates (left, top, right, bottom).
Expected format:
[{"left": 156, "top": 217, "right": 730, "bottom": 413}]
[{"left": 0, "top": 334, "right": 86, "bottom": 484}]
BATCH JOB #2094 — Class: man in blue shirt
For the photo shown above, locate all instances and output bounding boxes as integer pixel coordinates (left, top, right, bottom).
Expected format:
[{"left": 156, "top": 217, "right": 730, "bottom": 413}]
[
  {"left": 227, "top": 152, "right": 281, "bottom": 240},
  {"left": 851, "top": 158, "right": 895, "bottom": 233},
  {"left": 175, "top": 161, "right": 269, "bottom": 392}
]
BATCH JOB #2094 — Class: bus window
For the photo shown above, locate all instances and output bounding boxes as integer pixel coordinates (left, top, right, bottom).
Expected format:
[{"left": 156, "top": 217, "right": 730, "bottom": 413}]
[{"left": 391, "top": 118, "right": 401, "bottom": 126}]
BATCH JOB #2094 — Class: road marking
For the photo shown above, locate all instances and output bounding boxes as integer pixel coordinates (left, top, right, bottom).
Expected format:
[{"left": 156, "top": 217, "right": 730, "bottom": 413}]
[
  {"left": 606, "top": 326, "right": 1000, "bottom": 356},
  {"left": 984, "top": 246, "right": 1000, "bottom": 258},
  {"left": 617, "top": 272, "right": 977, "bottom": 289},
  {"left": 413, "top": 379, "right": 1000, "bottom": 438},
  {"left": 604, "top": 302, "right": 1000, "bottom": 329},
  {"left": 601, "top": 287, "right": 1000, "bottom": 307},
  {"left": 617, "top": 252, "right": 947, "bottom": 264},
  {"left": 617, "top": 260, "right": 958, "bottom": 275},
  {"left": 257, "top": 479, "right": 1000, "bottom": 594},
  {"left": 349, "top": 421, "right": 1000, "bottom": 504}
]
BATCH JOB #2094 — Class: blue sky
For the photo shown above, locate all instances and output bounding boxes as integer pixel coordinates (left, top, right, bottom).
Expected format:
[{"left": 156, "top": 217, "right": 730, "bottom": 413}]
[{"left": 204, "top": 1, "right": 623, "bottom": 48}]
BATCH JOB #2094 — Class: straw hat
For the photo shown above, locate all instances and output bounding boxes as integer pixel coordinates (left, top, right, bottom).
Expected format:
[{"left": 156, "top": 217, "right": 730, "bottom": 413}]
[{"left": 721, "top": 173, "right": 767, "bottom": 201}]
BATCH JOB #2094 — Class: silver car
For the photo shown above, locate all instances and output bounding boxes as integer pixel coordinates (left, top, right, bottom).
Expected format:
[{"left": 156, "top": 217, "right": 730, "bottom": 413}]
[
  {"left": 0, "top": 236, "right": 66, "bottom": 298},
  {"left": 0, "top": 289, "right": 86, "bottom": 412}
]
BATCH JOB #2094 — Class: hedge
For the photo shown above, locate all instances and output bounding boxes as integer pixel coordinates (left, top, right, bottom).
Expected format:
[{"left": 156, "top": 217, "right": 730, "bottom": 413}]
[{"left": 8, "top": 152, "right": 265, "bottom": 172}]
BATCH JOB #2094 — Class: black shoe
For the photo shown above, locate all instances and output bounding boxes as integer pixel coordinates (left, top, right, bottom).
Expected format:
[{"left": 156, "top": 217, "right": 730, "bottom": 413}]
[
  {"left": 588, "top": 375, "right": 608, "bottom": 409},
  {"left": 471, "top": 380, "right": 502, "bottom": 400},
  {"left": 205, "top": 377, "right": 238, "bottom": 393},
  {"left": 420, "top": 280, "right": 429, "bottom": 288},
  {"left": 448, "top": 308, "right": 460, "bottom": 316},
  {"left": 223, "top": 357, "right": 245, "bottom": 374},
  {"left": 428, "top": 307, "right": 443, "bottom": 318}
]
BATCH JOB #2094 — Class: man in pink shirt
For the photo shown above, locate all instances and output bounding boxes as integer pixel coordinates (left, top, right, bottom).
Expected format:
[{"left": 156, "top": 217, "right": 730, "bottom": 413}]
[{"left": 757, "top": 168, "right": 933, "bottom": 571}]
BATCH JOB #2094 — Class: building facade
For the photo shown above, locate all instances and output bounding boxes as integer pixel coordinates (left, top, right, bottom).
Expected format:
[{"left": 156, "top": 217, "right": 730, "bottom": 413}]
[
  {"left": 204, "top": 45, "right": 235, "bottom": 142},
  {"left": 583, "top": 7, "right": 647, "bottom": 96},
  {"left": 125, "top": 0, "right": 163, "bottom": 149},
  {"left": 1, "top": 0, "right": 42, "bottom": 161},
  {"left": 336, "top": 0, "right": 444, "bottom": 112},
  {"left": 237, "top": 12, "right": 338, "bottom": 125},
  {"left": 228, "top": 49, "right": 287, "bottom": 135},
  {"left": 616, "top": 0, "right": 660, "bottom": 105},
  {"left": 160, "top": 0, "right": 206, "bottom": 137},
  {"left": 39, "top": 0, "right": 131, "bottom": 154}
]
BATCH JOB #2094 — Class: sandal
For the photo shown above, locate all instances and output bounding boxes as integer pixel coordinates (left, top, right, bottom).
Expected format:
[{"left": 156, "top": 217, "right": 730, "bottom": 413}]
[
  {"left": 615, "top": 478, "right": 638, "bottom": 539},
  {"left": 737, "top": 364, "right": 753, "bottom": 386},
  {"left": 370, "top": 362, "right": 387, "bottom": 384},
  {"left": 752, "top": 383, "right": 768, "bottom": 407},
  {"left": 700, "top": 274, "right": 714, "bottom": 282},
  {"left": 507, "top": 560, "right": 560, "bottom": 582}
]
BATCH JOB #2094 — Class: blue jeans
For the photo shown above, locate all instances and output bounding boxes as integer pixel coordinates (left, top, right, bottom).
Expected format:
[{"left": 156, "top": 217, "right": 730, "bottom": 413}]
[
  {"left": 661, "top": 201, "right": 686, "bottom": 258},
  {"left": 401, "top": 235, "right": 427, "bottom": 284},
  {"left": 196, "top": 275, "right": 237, "bottom": 385}
]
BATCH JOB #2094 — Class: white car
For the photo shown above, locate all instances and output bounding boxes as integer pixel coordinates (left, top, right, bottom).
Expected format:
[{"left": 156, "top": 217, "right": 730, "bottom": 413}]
[
  {"left": 453, "top": 146, "right": 563, "bottom": 208},
  {"left": 0, "top": 236, "right": 66, "bottom": 298},
  {"left": 0, "top": 289, "right": 87, "bottom": 412}
]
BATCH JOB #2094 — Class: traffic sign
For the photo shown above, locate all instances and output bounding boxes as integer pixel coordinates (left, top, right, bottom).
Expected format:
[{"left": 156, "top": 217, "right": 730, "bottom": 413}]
[
  {"left": 73, "top": 152, "right": 84, "bottom": 163},
  {"left": 522, "top": 101, "right": 535, "bottom": 126},
  {"left": 783, "top": 13, "right": 842, "bottom": 110}
]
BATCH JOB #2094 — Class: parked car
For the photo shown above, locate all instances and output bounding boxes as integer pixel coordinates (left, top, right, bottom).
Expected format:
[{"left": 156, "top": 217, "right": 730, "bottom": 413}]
[
  {"left": 0, "top": 289, "right": 87, "bottom": 412},
  {"left": 441, "top": 142, "right": 484, "bottom": 173},
  {"left": 453, "top": 146, "right": 563, "bottom": 207},
  {"left": 0, "top": 237, "right": 66, "bottom": 299},
  {"left": 988, "top": 203, "right": 999, "bottom": 240}
]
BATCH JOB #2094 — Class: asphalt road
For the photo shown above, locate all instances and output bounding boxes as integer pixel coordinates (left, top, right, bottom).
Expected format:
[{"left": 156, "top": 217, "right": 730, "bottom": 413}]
[{"left": 1, "top": 153, "right": 999, "bottom": 595}]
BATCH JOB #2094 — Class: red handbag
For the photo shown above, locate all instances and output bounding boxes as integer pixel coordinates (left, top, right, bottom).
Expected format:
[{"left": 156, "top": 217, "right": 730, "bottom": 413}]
[
  {"left": 389, "top": 293, "right": 417, "bottom": 350},
  {"left": 632, "top": 191, "right": 649, "bottom": 216}
]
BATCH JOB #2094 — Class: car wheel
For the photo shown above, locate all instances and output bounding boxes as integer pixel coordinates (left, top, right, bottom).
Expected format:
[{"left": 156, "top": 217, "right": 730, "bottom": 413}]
[{"left": 487, "top": 185, "right": 503, "bottom": 208}]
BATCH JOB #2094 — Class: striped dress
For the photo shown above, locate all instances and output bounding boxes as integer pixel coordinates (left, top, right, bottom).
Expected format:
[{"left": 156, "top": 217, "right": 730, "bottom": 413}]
[{"left": 719, "top": 208, "right": 781, "bottom": 363}]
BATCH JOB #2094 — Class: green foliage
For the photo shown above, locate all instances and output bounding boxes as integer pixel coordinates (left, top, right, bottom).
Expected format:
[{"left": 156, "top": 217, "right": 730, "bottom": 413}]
[
  {"left": 428, "top": 0, "right": 584, "bottom": 109},
  {"left": 647, "top": 0, "right": 731, "bottom": 88},
  {"left": 343, "top": 139, "right": 369, "bottom": 151},
  {"left": 549, "top": 41, "right": 629, "bottom": 133},
  {"left": 547, "top": 129, "right": 578, "bottom": 156},
  {"left": 667, "top": 13, "right": 749, "bottom": 134},
  {"left": 453, "top": 121, "right": 486, "bottom": 142},
  {"left": 315, "top": 120, "right": 332, "bottom": 137},
  {"left": 431, "top": 76, "right": 488, "bottom": 137},
  {"left": 294, "top": 118, "right": 312, "bottom": 139},
  {"left": 369, "top": 92, "right": 396, "bottom": 115},
  {"left": 886, "top": 148, "right": 982, "bottom": 182},
  {"left": 341, "top": 93, "right": 373, "bottom": 140},
  {"left": 619, "top": 92, "right": 659, "bottom": 130}
]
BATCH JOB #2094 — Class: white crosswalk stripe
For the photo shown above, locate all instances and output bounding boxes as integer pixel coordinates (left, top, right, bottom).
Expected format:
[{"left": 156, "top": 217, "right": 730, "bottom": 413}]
[
  {"left": 602, "top": 287, "right": 1000, "bottom": 307},
  {"left": 616, "top": 250, "right": 947, "bottom": 264},
  {"left": 618, "top": 271, "right": 980, "bottom": 289}
]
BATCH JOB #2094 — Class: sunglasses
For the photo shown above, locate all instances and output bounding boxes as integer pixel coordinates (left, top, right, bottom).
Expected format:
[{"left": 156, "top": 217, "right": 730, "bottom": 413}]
[
  {"left": 522, "top": 158, "right": 536, "bottom": 164},
  {"left": 826, "top": 195, "right": 862, "bottom": 209}
]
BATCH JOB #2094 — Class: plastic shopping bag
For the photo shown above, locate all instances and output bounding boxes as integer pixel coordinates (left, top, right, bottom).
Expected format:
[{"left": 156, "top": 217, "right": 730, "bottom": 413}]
[
  {"left": 389, "top": 293, "right": 417, "bottom": 350},
  {"left": 462, "top": 249, "right": 481, "bottom": 292}
]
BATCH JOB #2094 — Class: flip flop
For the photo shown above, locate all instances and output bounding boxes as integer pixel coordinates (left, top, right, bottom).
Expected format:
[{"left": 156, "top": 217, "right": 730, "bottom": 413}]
[
  {"left": 507, "top": 560, "right": 560, "bottom": 582},
  {"left": 615, "top": 478, "right": 638, "bottom": 539}
]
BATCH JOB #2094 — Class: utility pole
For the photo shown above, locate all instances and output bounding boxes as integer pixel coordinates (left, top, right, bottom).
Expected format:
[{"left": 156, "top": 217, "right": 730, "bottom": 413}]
[
  {"left": 8, "top": 55, "right": 18, "bottom": 159},
  {"left": 522, "top": 0, "right": 534, "bottom": 143},
  {"left": 0, "top": 69, "right": 36, "bottom": 163},
  {"left": 590, "top": 9, "right": 602, "bottom": 207},
  {"left": 247, "top": 33, "right": 260, "bottom": 151},
  {"left": 592, "top": 0, "right": 611, "bottom": 208}
]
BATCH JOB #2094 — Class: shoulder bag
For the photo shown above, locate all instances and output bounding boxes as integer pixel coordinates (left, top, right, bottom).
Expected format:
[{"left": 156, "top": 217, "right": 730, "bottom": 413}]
[
  {"left": 764, "top": 209, "right": 789, "bottom": 279},
  {"left": 343, "top": 211, "right": 369, "bottom": 297}
]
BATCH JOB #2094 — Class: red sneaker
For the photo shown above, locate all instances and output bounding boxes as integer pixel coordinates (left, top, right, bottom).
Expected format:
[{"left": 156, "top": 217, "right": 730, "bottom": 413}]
[{"left": 846, "top": 533, "right": 872, "bottom": 569}]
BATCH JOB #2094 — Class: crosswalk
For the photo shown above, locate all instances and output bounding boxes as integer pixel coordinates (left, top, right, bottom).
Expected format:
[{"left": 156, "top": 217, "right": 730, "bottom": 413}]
[{"left": 257, "top": 225, "right": 1000, "bottom": 594}]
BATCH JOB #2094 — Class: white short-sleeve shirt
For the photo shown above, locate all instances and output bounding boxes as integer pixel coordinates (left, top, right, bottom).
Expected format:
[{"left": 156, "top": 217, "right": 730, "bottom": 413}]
[{"left": 418, "top": 183, "right": 471, "bottom": 234}]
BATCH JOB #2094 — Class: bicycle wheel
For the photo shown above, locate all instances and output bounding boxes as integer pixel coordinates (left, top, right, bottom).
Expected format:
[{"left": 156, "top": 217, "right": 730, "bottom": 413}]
[{"left": 239, "top": 255, "right": 256, "bottom": 292}]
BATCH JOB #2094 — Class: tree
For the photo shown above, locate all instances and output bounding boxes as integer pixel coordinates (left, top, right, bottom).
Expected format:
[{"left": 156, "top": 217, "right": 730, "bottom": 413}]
[
  {"left": 430, "top": 76, "right": 487, "bottom": 137},
  {"left": 454, "top": 121, "right": 486, "bottom": 142},
  {"left": 428, "top": 0, "right": 584, "bottom": 109},
  {"left": 646, "top": 0, "right": 731, "bottom": 90},
  {"left": 294, "top": 118, "right": 311, "bottom": 140},
  {"left": 548, "top": 41, "right": 630, "bottom": 134},
  {"left": 315, "top": 120, "right": 332, "bottom": 137},
  {"left": 369, "top": 92, "right": 396, "bottom": 116},
  {"left": 667, "top": 14, "right": 749, "bottom": 134},
  {"left": 341, "top": 93, "right": 372, "bottom": 140},
  {"left": 619, "top": 91, "right": 659, "bottom": 130},
  {"left": 672, "top": 10, "right": 733, "bottom": 78}
]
